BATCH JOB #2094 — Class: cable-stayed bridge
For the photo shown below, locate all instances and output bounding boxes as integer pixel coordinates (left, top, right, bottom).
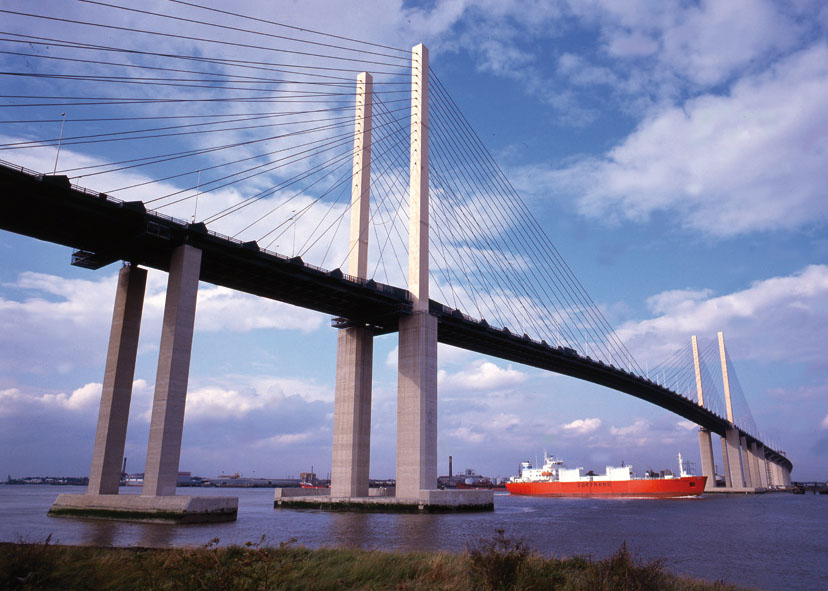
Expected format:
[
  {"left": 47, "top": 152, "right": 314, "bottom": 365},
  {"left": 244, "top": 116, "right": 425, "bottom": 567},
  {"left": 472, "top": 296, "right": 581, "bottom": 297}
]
[{"left": 0, "top": 2, "right": 790, "bottom": 519}]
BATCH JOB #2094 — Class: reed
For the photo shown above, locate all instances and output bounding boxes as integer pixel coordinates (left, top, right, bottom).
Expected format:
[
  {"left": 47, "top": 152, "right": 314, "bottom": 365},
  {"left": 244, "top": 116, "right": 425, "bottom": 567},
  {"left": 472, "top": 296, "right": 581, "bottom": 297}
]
[{"left": 0, "top": 532, "right": 748, "bottom": 591}]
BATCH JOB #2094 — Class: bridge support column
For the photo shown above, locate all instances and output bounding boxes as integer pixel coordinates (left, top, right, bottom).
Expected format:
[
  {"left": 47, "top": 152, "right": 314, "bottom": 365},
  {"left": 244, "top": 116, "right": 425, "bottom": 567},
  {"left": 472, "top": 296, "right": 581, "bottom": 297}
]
[
  {"left": 754, "top": 444, "right": 768, "bottom": 488},
  {"left": 740, "top": 435, "right": 754, "bottom": 488},
  {"left": 331, "top": 326, "right": 373, "bottom": 497},
  {"left": 723, "top": 428, "right": 745, "bottom": 489},
  {"left": 720, "top": 435, "right": 732, "bottom": 488},
  {"left": 698, "top": 428, "right": 717, "bottom": 491},
  {"left": 143, "top": 244, "right": 202, "bottom": 497},
  {"left": 771, "top": 462, "right": 781, "bottom": 488},
  {"left": 396, "top": 43, "right": 439, "bottom": 500},
  {"left": 766, "top": 460, "right": 778, "bottom": 488},
  {"left": 747, "top": 442, "right": 762, "bottom": 488},
  {"left": 51, "top": 244, "right": 237, "bottom": 522},
  {"left": 691, "top": 336, "right": 717, "bottom": 490},
  {"left": 772, "top": 462, "right": 788, "bottom": 489},
  {"left": 88, "top": 264, "right": 147, "bottom": 495},
  {"left": 396, "top": 311, "right": 438, "bottom": 498},
  {"left": 718, "top": 333, "right": 746, "bottom": 490},
  {"left": 330, "top": 72, "right": 374, "bottom": 498}
]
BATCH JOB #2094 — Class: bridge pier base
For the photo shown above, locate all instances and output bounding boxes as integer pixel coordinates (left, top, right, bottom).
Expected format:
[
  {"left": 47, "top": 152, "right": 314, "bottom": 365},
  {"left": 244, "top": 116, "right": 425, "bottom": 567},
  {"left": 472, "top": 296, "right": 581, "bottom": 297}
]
[
  {"left": 331, "top": 326, "right": 373, "bottom": 498},
  {"left": 698, "top": 428, "right": 717, "bottom": 491},
  {"left": 396, "top": 312, "right": 438, "bottom": 499}
]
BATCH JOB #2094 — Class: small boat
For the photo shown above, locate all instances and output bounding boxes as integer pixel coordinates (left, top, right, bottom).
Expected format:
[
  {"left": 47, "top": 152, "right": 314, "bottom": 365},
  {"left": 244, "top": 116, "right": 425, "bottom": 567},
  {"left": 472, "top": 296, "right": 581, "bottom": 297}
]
[
  {"left": 506, "top": 452, "right": 706, "bottom": 498},
  {"left": 299, "top": 482, "right": 329, "bottom": 489}
]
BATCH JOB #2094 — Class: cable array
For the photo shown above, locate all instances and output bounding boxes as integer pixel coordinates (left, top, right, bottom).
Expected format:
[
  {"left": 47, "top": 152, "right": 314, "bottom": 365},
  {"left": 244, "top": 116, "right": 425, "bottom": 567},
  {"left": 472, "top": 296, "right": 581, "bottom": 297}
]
[
  {"left": 647, "top": 335, "right": 765, "bottom": 436},
  {"left": 697, "top": 338, "right": 726, "bottom": 420},
  {"left": 426, "top": 71, "right": 642, "bottom": 374},
  {"left": 0, "top": 0, "right": 412, "bottom": 271},
  {"left": 4, "top": 1, "right": 637, "bottom": 376},
  {"left": 722, "top": 347, "right": 761, "bottom": 440}
]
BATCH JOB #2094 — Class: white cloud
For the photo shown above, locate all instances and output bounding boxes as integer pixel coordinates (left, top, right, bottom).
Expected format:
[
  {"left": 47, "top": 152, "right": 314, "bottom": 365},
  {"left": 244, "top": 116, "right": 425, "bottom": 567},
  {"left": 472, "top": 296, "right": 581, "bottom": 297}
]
[
  {"left": 0, "top": 388, "right": 25, "bottom": 417},
  {"left": 195, "top": 286, "right": 324, "bottom": 333},
  {"left": 606, "top": 31, "right": 659, "bottom": 58},
  {"left": 385, "top": 346, "right": 398, "bottom": 369},
  {"left": 255, "top": 431, "right": 315, "bottom": 447},
  {"left": 569, "top": 0, "right": 800, "bottom": 86},
  {"left": 768, "top": 381, "right": 828, "bottom": 401},
  {"left": 449, "top": 426, "right": 485, "bottom": 444},
  {"left": 549, "top": 43, "right": 828, "bottom": 236},
  {"left": 610, "top": 419, "right": 649, "bottom": 436},
  {"left": 821, "top": 414, "right": 828, "bottom": 429},
  {"left": 558, "top": 53, "right": 619, "bottom": 87},
  {"left": 561, "top": 417, "right": 602, "bottom": 436},
  {"left": 646, "top": 289, "right": 714, "bottom": 316},
  {"left": 185, "top": 375, "right": 334, "bottom": 420},
  {"left": 0, "top": 380, "right": 143, "bottom": 415},
  {"left": 618, "top": 265, "right": 828, "bottom": 366},
  {"left": 676, "top": 420, "right": 697, "bottom": 431},
  {"left": 0, "top": 269, "right": 323, "bottom": 377},
  {"left": 438, "top": 359, "right": 527, "bottom": 391},
  {"left": 41, "top": 382, "right": 102, "bottom": 411},
  {"left": 658, "top": 0, "right": 799, "bottom": 86}
]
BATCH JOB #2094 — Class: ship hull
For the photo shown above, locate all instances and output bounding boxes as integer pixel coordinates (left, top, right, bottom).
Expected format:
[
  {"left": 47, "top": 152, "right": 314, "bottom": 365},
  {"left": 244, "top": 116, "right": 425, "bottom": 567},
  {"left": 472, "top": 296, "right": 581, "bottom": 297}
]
[{"left": 506, "top": 476, "right": 706, "bottom": 498}]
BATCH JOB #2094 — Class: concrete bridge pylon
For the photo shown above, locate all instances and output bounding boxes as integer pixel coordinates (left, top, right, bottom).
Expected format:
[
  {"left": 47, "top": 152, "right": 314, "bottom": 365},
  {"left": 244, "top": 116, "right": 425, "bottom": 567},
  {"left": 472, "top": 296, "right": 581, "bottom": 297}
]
[
  {"left": 691, "top": 335, "right": 717, "bottom": 491},
  {"left": 718, "top": 332, "right": 750, "bottom": 490},
  {"left": 331, "top": 72, "right": 374, "bottom": 499},
  {"left": 396, "top": 43, "right": 438, "bottom": 499},
  {"left": 51, "top": 244, "right": 237, "bottom": 521},
  {"left": 87, "top": 263, "right": 147, "bottom": 495},
  {"left": 289, "top": 46, "right": 490, "bottom": 512}
]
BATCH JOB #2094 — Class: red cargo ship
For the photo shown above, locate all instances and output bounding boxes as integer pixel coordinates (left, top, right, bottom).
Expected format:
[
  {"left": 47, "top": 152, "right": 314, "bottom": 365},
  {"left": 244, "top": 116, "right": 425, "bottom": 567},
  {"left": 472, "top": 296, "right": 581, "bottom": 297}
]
[{"left": 506, "top": 452, "right": 706, "bottom": 498}]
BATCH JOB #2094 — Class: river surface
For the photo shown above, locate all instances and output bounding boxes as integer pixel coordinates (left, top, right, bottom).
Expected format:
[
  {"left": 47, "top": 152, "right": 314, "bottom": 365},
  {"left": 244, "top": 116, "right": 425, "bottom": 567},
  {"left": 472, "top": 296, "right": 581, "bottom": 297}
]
[{"left": 1, "top": 485, "right": 825, "bottom": 590}]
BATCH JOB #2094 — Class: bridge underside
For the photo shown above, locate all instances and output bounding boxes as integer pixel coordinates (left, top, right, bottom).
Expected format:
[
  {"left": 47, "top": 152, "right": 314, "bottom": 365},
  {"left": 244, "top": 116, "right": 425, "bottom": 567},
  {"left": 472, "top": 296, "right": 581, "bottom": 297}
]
[
  {"left": 0, "top": 165, "right": 410, "bottom": 332},
  {"left": 0, "top": 162, "right": 792, "bottom": 474}
]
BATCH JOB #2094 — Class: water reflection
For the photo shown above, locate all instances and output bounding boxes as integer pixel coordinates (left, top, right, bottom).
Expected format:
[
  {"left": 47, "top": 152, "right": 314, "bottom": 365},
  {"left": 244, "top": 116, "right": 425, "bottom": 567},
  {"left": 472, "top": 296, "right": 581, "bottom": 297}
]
[
  {"left": 389, "top": 514, "right": 441, "bottom": 552},
  {"left": 80, "top": 519, "right": 119, "bottom": 547},
  {"left": 137, "top": 523, "right": 176, "bottom": 548},
  {"left": 328, "top": 513, "right": 373, "bottom": 548}
]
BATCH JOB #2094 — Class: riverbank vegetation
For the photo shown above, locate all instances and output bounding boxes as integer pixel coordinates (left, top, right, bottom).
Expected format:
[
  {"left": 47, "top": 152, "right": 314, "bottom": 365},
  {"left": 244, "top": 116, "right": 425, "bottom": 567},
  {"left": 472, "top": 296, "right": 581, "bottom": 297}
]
[{"left": 1, "top": 530, "right": 747, "bottom": 591}]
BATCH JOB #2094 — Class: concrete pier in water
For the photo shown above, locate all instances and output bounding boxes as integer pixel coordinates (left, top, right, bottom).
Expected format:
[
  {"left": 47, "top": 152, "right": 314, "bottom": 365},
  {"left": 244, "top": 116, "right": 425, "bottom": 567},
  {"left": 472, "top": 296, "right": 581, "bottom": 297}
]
[
  {"left": 279, "top": 45, "right": 492, "bottom": 512},
  {"left": 51, "top": 246, "right": 237, "bottom": 522}
]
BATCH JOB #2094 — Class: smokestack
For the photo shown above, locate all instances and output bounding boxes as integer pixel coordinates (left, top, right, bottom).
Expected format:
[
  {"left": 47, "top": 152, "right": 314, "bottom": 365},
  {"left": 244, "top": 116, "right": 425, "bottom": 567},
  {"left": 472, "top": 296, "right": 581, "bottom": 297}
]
[{"left": 449, "top": 455, "right": 453, "bottom": 480}]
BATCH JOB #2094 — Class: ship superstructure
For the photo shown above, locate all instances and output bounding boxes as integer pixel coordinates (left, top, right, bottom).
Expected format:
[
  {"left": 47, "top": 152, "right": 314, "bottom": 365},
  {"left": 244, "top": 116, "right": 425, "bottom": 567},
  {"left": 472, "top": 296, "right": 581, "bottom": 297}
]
[{"left": 506, "top": 452, "right": 706, "bottom": 497}]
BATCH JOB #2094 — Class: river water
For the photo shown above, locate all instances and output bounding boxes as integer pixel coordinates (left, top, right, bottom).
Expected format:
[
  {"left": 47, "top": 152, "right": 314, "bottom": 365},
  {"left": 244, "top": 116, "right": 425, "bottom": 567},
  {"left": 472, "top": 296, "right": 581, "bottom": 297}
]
[{"left": 1, "top": 485, "right": 825, "bottom": 590}]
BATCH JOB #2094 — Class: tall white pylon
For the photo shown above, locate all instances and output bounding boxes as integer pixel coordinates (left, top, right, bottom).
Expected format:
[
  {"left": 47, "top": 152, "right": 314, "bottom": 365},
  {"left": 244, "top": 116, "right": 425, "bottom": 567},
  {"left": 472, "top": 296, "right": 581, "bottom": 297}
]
[
  {"left": 331, "top": 72, "right": 374, "bottom": 498},
  {"left": 396, "top": 44, "right": 438, "bottom": 499},
  {"left": 691, "top": 335, "right": 717, "bottom": 491}
]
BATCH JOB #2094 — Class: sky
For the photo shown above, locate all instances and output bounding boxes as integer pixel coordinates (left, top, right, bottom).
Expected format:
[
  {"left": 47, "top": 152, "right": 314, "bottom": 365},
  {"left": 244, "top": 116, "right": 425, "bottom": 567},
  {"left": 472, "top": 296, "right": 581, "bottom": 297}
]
[{"left": 1, "top": 0, "right": 827, "bottom": 482}]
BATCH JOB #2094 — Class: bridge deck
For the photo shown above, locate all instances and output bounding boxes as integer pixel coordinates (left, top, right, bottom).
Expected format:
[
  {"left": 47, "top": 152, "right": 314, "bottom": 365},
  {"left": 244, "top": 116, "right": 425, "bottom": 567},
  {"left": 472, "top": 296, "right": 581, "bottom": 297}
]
[{"left": 0, "top": 161, "right": 791, "bottom": 473}]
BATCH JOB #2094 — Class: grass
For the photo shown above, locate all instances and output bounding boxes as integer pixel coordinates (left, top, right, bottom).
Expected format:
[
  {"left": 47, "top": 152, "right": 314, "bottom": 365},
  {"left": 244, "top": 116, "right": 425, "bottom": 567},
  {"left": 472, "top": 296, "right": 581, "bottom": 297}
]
[{"left": 0, "top": 532, "right": 750, "bottom": 591}]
